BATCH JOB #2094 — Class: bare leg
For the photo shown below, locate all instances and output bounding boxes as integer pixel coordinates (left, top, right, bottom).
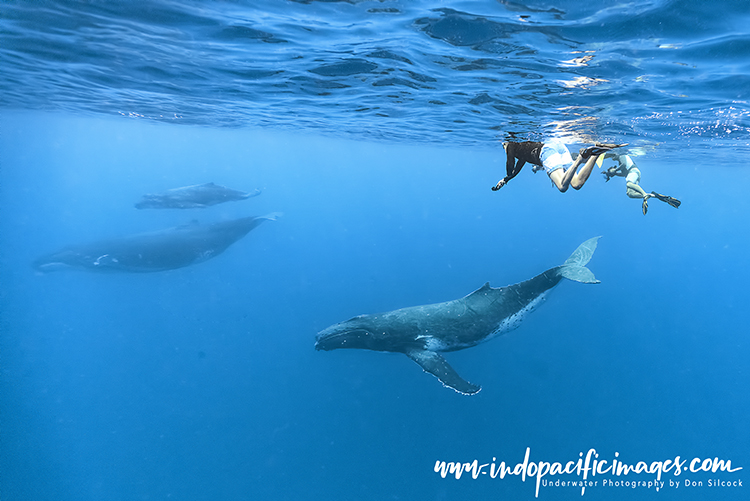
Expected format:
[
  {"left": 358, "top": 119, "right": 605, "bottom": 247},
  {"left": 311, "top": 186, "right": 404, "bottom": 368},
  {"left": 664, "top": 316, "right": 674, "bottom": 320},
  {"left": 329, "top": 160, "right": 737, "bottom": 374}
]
[
  {"left": 549, "top": 154, "right": 586, "bottom": 192},
  {"left": 549, "top": 169, "right": 568, "bottom": 192},
  {"left": 625, "top": 181, "right": 653, "bottom": 214},
  {"left": 569, "top": 155, "right": 601, "bottom": 190},
  {"left": 626, "top": 182, "right": 649, "bottom": 199}
]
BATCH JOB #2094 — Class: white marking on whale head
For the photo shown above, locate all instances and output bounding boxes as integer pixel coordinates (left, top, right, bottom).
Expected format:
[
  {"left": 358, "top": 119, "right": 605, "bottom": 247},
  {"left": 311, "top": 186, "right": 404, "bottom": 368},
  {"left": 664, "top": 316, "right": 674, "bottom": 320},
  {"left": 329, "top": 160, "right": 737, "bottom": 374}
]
[{"left": 93, "top": 254, "right": 110, "bottom": 266}]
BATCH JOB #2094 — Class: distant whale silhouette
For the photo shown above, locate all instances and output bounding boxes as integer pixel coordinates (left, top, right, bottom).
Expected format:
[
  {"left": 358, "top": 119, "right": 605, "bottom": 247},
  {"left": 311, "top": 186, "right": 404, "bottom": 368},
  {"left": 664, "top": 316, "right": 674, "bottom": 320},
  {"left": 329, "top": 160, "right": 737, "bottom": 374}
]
[
  {"left": 316, "top": 237, "right": 601, "bottom": 395},
  {"left": 33, "top": 213, "right": 280, "bottom": 273},
  {"left": 135, "top": 183, "right": 261, "bottom": 209}
]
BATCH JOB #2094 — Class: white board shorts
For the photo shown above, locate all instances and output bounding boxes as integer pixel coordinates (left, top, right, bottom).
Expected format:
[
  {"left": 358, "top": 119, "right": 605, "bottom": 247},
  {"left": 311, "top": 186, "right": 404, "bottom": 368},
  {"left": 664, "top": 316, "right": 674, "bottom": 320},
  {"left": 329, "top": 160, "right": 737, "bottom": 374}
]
[
  {"left": 626, "top": 167, "right": 641, "bottom": 184},
  {"left": 540, "top": 140, "right": 574, "bottom": 175}
]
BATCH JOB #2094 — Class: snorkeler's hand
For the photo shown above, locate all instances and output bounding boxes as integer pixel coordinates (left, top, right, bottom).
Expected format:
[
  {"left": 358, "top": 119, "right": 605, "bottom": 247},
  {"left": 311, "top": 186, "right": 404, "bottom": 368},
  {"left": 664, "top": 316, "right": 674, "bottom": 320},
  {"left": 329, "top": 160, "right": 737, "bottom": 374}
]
[{"left": 492, "top": 179, "right": 506, "bottom": 191}]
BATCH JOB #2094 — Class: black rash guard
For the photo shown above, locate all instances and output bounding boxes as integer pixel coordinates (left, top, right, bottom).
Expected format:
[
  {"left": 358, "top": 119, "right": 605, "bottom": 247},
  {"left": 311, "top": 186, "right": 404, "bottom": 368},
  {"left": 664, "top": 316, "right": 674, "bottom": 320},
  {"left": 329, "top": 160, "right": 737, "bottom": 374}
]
[{"left": 502, "top": 141, "right": 544, "bottom": 184}]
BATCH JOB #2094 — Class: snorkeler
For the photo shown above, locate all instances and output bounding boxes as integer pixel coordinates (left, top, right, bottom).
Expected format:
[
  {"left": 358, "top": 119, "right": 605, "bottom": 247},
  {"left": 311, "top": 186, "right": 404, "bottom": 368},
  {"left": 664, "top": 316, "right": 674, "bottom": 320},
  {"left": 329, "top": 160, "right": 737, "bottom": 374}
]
[
  {"left": 601, "top": 153, "right": 681, "bottom": 215},
  {"left": 492, "top": 140, "right": 627, "bottom": 193}
]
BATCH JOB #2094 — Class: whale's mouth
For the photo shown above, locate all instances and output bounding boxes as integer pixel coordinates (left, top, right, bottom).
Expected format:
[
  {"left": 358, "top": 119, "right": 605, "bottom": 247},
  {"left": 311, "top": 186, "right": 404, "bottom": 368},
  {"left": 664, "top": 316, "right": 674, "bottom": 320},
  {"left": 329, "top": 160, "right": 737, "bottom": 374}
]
[
  {"left": 314, "top": 332, "right": 342, "bottom": 351},
  {"left": 315, "top": 328, "right": 370, "bottom": 351}
]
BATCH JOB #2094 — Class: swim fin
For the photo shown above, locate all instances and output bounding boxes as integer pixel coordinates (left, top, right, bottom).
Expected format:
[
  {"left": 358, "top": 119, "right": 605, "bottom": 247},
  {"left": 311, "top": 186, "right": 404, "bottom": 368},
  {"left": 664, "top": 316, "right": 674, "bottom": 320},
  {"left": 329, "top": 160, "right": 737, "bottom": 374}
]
[
  {"left": 642, "top": 197, "right": 648, "bottom": 215},
  {"left": 580, "top": 142, "right": 629, "bottom": 159},
  {"left": 651, "top": 192, "right": 681, "bottom": 208}
]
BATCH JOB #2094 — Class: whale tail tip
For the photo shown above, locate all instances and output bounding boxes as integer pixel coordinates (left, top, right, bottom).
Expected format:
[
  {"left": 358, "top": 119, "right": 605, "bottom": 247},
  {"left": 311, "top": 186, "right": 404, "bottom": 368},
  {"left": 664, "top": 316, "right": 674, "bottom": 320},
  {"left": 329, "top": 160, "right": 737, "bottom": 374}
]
[{"left": 558, "top": 236, "right": 601, "bottom": 284}]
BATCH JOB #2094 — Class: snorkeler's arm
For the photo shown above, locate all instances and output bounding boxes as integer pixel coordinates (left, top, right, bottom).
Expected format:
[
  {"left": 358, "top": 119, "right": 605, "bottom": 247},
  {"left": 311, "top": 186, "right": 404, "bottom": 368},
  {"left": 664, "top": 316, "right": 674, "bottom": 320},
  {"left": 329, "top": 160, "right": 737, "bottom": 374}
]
[
  {"left": 505, "top": 143, "right": 526, "bottom": 179},
  {"left": 507, "top": 160, "right": 525, "bottom": 180},
  {"left": 507, "top": 142, "right": 527, "bottom": 178},
  {"left": 493, "top": 143, "right": 526, "bottom": 190},
  {"left": 493, "top": 160, "right": 525, "bottom": 190}
]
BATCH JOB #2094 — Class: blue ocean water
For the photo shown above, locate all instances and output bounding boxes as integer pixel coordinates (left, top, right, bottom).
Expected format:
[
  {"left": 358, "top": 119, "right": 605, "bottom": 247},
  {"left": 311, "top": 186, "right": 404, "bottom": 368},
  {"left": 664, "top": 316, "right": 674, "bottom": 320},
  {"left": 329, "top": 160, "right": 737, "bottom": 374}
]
[{"left": 1, "top": 1, "right": 749, "bottom": 500}]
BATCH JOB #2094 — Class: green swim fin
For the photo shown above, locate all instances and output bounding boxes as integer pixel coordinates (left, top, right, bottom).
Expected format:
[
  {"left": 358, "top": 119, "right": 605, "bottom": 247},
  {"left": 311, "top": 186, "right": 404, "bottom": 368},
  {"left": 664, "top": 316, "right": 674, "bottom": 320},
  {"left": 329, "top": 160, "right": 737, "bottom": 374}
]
[{"left": 651, "top": 192, "right": 681, "bottom": 209}]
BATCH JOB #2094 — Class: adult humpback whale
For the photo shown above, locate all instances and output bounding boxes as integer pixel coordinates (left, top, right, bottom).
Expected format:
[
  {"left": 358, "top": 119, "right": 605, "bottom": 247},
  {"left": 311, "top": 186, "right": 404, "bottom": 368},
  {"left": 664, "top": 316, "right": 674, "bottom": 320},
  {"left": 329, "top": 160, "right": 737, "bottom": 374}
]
[
  {"left": 135, "top": 183, "right": 261, "bottom": 209},
  {"left": 316, "top": 237, "right": 601, "bottom": 395},
  {"left": 33, "top": 213, "right": 280, "bottom": 273}
]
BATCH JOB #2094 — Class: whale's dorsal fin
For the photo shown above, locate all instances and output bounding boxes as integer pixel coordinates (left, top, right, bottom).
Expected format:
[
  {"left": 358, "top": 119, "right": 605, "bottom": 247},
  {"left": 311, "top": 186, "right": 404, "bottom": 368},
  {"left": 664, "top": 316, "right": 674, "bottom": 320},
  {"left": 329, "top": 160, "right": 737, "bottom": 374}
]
[
  {"left": 405, "top": 349, "right": 481, "bottom": 395},
  {"left": 463, "top": 282, "right": 497, "bottom": 299},
  {"left": 464, "top": 281, "right": 492, "bottom": 300}
]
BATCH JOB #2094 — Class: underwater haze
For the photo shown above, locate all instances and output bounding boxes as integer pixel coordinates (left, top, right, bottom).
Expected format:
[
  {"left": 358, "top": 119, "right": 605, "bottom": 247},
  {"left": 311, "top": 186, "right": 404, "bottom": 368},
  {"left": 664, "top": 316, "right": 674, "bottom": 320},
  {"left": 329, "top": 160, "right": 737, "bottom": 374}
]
[{"left": 1, "top": 1, "right": 749, "bottom": 500}]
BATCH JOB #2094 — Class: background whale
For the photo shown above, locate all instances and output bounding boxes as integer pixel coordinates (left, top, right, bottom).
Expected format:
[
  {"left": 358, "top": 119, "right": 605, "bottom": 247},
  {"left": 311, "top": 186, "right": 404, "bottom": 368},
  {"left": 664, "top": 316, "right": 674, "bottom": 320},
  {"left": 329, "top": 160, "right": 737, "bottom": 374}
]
[
  {"left": 316, "top": 237, "right": 601, "bottom": 395},
  {"left": 135, "top": 182, "right": 261, "bottom": 209},
  {"left": 33, "top": 213, "right": 280, "bottom": 273}
]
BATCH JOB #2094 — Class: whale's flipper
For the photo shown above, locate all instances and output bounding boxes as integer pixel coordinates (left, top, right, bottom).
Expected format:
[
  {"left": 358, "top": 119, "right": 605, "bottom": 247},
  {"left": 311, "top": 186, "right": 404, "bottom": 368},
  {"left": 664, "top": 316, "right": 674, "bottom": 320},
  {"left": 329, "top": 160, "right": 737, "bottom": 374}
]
[
  {"left": 406, "top": 349, "right": 481, "bottom": 395},
  {"left": 556, "top": 236, "right": 601, "bottom": 284}
]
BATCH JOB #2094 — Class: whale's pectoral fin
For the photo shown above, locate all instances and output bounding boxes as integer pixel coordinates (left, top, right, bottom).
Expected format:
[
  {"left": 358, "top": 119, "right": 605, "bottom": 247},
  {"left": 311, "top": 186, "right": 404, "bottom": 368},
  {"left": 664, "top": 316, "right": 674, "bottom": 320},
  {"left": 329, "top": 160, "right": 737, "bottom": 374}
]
[{"left": 405, "top": 349, "right": 481, "bottom": 395}]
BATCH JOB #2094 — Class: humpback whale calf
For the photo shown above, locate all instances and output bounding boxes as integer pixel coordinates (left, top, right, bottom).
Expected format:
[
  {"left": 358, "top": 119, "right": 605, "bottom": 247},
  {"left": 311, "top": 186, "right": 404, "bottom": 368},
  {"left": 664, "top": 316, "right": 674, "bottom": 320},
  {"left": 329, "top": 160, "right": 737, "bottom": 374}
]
[
  {"left": 135, "top": 183, "right": 261, "bottom": 209},
  {"left": 33, "top": 213, "right": 280, "bottom": 273},
  {"left": 316, "top": 237, "right": 601, "bottom": 395}
]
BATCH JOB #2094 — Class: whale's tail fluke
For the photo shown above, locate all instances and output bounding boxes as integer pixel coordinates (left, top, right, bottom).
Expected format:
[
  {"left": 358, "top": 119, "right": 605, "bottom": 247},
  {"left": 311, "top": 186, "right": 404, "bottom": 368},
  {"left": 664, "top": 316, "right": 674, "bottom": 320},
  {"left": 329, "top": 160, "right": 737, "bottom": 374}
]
[{"left": 557, "top": 236, "right": 601, "bottom": 284}]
